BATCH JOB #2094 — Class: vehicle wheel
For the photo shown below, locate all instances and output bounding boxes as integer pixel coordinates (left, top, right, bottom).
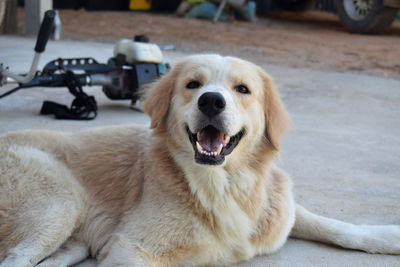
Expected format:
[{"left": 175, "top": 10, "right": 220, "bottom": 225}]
[
  {"left": 335, "top": 0, "right": 399, "bottom": 34},
  {"left": 276, "top": 0, "right": 316, "bottom": 11}
]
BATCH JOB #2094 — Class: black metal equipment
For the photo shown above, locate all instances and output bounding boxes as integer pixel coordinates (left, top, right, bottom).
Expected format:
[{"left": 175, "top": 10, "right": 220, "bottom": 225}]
[{"left": 0, "top": 10, "right": 168, "bottom": 120}]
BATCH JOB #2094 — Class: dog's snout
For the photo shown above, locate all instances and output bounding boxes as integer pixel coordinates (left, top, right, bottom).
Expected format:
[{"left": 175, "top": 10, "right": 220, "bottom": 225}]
[{"left": 198, "top": 92, "right": 226, "bottom": 117}]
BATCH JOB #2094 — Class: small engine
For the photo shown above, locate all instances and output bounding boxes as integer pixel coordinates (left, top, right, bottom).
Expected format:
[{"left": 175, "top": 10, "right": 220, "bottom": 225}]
[
  {"left": 102, "top": 38, "right": 168, "bottom": 106},
  {"left": 0, "top": 10, "right": 169, "bottom": 120}
]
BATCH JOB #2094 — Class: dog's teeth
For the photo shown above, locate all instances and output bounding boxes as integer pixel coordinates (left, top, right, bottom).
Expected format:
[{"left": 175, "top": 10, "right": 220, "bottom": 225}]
[
  {"left": 216, "top": 144, "right": 223, "bottom": 155},
  {"left": 196, "top": 141, "right": 202, "bottom": 152},
  {"left": 224, "top": 135, "right": 230, "bottom": 144},
  {"left": 197, "top": 141, "right": 221, "bottom": 157},
  {"left": 197, "top": 132, "right": 201, "bottom": 140}
]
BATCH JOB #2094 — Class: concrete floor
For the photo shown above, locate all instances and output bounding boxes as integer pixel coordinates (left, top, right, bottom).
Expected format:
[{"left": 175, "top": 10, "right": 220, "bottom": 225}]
[{"left": 0, "top": 36, "right": 399, "bottom": 266}]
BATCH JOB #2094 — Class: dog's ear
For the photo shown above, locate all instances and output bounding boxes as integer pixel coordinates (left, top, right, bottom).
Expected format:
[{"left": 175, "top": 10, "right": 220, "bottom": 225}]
[
  {"left": 260, "top": 70, "right": 290, "bottom": 151},
  {"left": 144, "top": 63, "right": 182, "bottom": 131}
]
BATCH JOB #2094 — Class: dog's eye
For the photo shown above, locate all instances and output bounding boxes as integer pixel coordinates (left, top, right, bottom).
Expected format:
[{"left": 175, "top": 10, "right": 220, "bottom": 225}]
[
  {"left": 186, "top": 81, "right": 202, "bottom": 89},
  {"left": 234, "top": 84, "right": 250, "bottom": 94}
]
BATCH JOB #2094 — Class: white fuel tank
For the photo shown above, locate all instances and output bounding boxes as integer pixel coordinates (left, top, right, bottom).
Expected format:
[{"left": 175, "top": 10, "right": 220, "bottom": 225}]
[{"left": 113, "top": 39, "right": 163, "bottom": 64}]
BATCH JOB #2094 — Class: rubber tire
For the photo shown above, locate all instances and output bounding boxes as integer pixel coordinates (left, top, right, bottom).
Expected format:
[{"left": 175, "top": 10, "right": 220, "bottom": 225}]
[
  {"left": 276, "top": 0, "right": 316, "bottom": 11},
  {"left": 335, "top": 0, "right": 399, "bottom": 34}
]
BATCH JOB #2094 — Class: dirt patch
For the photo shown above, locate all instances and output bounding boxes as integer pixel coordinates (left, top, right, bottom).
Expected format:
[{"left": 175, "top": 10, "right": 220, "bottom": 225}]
[{"left": 17, "top": 8, "right": 400, "bottom": 78}]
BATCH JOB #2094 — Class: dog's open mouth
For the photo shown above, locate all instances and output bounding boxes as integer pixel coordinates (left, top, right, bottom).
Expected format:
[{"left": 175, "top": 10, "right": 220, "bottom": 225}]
[{"left": 186, "top": 125, "right": 245, "bottom": 165}]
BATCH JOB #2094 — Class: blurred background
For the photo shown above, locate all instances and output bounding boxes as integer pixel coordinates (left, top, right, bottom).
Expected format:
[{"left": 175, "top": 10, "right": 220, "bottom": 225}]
[{"left": 1, "top": 0, "right": 399, "bottom": 78}]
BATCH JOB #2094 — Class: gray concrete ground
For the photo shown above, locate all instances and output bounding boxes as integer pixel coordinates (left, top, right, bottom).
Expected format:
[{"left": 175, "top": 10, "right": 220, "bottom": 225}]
[{"left": 0, "top": 36, "right": 399, "bottom": 266}]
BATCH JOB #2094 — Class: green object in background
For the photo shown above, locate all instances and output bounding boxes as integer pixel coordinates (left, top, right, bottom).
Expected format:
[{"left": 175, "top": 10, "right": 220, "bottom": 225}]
[
  {"left": 237, "top": 1, "right": 256, "bottom": 22},
  {"left": 186, "top": 0, "right": 207, "bottom": 3},
  {"left": 397, "top": 10, "right": 400, "bottom": 21},
  {"left": 187, "top": 2, "right": 227, "bottom": 21}
]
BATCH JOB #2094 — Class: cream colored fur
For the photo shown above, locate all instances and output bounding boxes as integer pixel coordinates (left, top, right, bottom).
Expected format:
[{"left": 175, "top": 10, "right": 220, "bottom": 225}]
[{"left": 0, "top": 54, "right": 399, "bottom": 267}]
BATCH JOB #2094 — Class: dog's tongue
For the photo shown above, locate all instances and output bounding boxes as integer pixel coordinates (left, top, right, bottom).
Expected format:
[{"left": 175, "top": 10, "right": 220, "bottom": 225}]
[{"left": 198, "top": 126, "right": 225, "bottom": 152}]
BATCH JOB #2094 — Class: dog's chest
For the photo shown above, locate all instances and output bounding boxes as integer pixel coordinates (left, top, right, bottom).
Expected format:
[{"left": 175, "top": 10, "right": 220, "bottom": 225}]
[
  {"left": 186, "top": 167, "right": 261, "bottom": 261},
  {"left": 210, "top": 195, "right": 258, "bottom": 261}
]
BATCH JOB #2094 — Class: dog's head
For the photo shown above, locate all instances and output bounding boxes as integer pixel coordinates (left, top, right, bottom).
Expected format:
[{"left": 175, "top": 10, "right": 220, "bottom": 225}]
[{"left": 144, "top": 54, "right": 289, "bottom": 167}]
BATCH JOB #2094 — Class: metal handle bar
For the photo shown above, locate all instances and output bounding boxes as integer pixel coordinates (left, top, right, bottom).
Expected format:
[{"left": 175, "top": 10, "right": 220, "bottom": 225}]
[{"left": 0, "top": 10, "right": 55, "bottom": 84}]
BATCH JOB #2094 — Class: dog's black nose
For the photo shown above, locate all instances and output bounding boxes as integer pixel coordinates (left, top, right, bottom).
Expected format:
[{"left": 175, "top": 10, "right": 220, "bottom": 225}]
[{"left": 198, "top": 92, "right": 226, "bottom": 118}]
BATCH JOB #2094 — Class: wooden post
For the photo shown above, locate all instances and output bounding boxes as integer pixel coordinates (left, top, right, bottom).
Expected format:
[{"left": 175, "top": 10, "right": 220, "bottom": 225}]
[
  {"left": 0, "top": 0, "right": 17, "bottom": 34},
  {"left": 25, "top": 0, "right": 52, "bottom": 36}
]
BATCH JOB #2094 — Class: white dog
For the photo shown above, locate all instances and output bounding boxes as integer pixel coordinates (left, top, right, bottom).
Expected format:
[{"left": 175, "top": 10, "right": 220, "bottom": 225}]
[{"left": 0, "top": 54, "right": 399, "bottom": 266}]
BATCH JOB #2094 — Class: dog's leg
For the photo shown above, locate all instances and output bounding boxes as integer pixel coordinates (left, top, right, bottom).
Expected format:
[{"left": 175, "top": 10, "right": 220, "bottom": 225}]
[
  {"left": 0, "top": 146, "right": 86, "bottom": 266},
  {"left": 36, "top": 238, "right": 88, "bottom": 267},
  {"left": 0, "top": 199, "right": 83, "bottom": 267},
  {"left": 97, "top": 234, "right": 149, "bottom": 267},
  {"left": 291, "top": 204, "right": 400, "bottom": 254}
]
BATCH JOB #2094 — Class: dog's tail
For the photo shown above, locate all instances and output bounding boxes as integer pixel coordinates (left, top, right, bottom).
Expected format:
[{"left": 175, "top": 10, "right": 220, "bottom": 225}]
[{"left": 290, "top": 204, "right": 400, "bottom": 255}]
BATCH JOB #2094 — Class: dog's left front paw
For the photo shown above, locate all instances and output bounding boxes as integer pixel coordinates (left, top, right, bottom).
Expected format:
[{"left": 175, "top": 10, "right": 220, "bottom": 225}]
[{"left": 359, "top": 225, "right": 400, "bottom": 254}]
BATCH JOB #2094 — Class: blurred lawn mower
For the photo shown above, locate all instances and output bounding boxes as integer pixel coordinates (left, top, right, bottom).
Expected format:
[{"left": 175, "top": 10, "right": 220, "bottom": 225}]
[{"left": 0, "top": 10, "right": 169, "bottom": 120}]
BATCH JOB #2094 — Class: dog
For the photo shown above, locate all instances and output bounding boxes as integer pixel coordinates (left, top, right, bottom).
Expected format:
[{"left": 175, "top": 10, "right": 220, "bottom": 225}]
[{"left": 0, "top": 54, "right": 399, "bottom": 266}]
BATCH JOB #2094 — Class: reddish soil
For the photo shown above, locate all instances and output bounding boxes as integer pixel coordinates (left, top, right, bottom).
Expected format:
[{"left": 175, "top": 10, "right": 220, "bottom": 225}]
[{"left": 17, "top": 8, "right": 400, "bottom": 78}]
